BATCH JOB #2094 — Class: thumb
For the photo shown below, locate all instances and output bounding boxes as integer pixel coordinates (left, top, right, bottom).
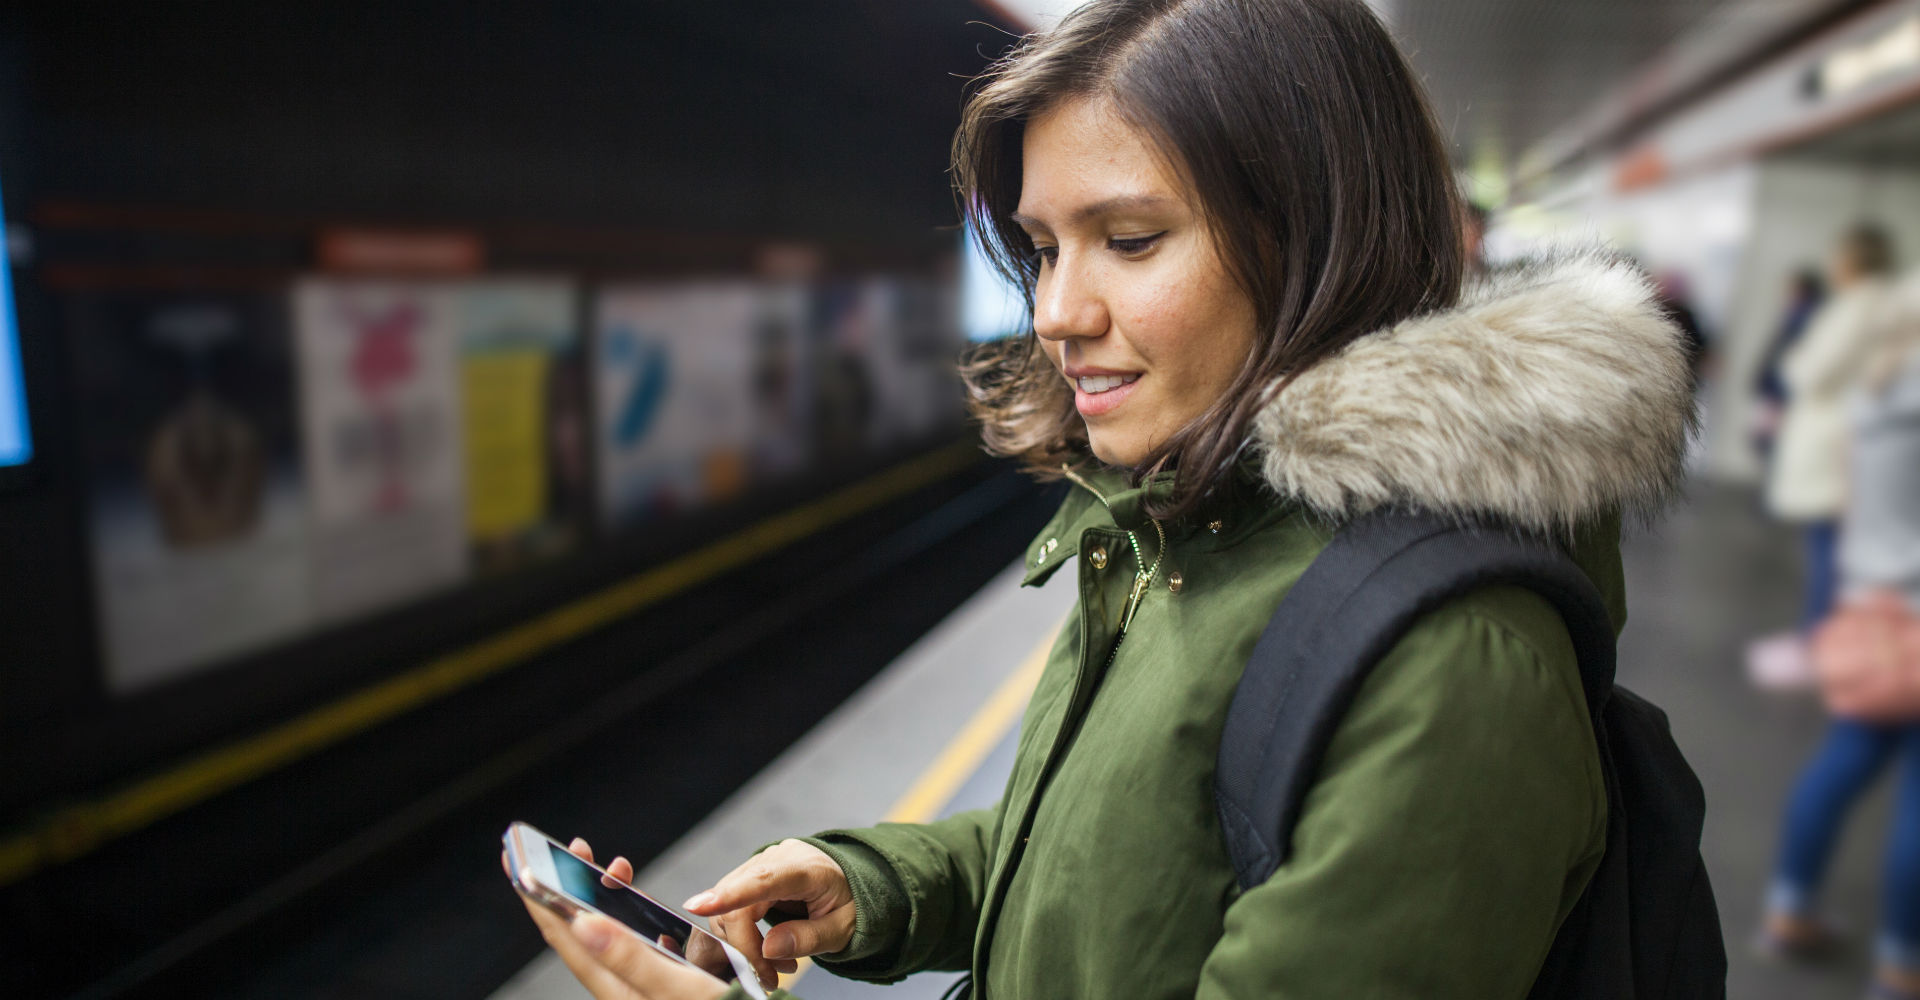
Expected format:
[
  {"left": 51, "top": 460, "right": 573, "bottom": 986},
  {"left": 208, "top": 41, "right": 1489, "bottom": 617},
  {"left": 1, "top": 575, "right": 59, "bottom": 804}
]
[
  {"left": 763, "top": 915, "right": 846, "bottom": 960},
  {"left": 571, "top": 914, "right": 729, "bottom": 1000}
]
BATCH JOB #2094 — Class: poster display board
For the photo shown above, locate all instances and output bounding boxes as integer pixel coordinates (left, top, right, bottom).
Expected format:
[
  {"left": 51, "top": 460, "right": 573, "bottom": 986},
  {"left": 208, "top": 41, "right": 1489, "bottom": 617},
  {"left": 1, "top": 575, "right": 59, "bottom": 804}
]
[
  {"left": 70, "top": 293, "right": 314, "bottom": 692},
  {"left": 593, "top": 283, "right": 757, "bottom": 527},
  {"left": 67, "top": 264, "right": 965, "bottom": 691},
  {"left": 874, "top": 278, "right": 965, "bottom": 443},
  {"left": 807, "top": 281, "right": 885, "bottom": 462},
  {"left": 457, "top": 281, "right": 588, "bottom": 573},
  {"left": 749, "top": 282, "right": 813, "bottom": 480},
  {"left": 294, "top": 278, "right": 468, "bottom": 622},
  {"left": 809, "top": 278, "right": 964, "bottom": 456}
]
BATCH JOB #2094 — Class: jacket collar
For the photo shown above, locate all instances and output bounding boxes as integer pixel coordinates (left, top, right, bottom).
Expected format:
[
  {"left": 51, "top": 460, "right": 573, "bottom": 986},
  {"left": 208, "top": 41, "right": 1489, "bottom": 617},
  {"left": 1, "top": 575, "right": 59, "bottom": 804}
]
[
  {"left": 1252, "top": 249, "right": 1695, "bottom": 533},
  {"left": 1020, "top": 462, "right": 1294, "bottom": 587},
  {"left": 1024, "top": 249, "right": 1688, "bottom": 588}
]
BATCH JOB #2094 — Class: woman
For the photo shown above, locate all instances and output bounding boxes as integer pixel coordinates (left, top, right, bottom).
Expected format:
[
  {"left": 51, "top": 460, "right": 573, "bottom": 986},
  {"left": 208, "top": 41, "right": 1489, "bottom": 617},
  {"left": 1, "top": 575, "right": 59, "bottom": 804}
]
[
  {"left": 518, "top": 1, "right": 1694, "bottom": 996},
  {"left": 1768, "top": 226, "right": 1898, "bottom": 634},
  {"left": 1760, "top": 270, "right": 1920, "bottom": 1000},
  {"left": 1749, "top": 233, "right": 1896, "bottom": 692}
]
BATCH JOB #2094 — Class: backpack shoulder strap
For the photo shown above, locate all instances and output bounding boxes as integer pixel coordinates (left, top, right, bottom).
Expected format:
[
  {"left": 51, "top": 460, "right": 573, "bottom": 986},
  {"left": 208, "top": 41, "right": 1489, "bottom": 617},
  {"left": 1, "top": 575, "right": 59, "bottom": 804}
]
[{"left": 1215, "top": 508, "right": 1618, "bottom": 892}]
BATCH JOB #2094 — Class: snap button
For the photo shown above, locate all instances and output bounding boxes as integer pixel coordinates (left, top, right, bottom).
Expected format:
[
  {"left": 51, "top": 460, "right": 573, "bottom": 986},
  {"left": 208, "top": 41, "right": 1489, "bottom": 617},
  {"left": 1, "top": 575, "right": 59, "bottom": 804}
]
[
  {"left": 1035, "top": 547, "right": 1047, "bottom": 564},
  {"left": 1207, "top": 520, "right": 1224, "bottom": 534},
  {"left": 1088, "top": 546, "right": 1108, "bottom": 570},
  {"left": 1168, "top": 572, "right": 1184, "bottom": 593},
  {"left": 1045, "top": 538, "right": 1058, "bottom": 552}
]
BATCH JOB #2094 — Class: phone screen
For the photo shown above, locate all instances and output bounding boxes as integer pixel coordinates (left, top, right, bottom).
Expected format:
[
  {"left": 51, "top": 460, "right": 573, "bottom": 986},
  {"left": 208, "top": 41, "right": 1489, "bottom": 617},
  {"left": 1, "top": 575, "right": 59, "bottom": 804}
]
[{"left": 541, "top": 840, "right": 737, "bottom": 980}]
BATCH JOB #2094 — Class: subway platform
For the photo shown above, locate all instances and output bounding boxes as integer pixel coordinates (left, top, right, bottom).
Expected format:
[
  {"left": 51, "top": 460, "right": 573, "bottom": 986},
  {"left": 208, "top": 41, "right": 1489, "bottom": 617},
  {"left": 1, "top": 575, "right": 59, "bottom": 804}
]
[{"left": 483, "top": 482, "right": 1895, "bottom": 1000}]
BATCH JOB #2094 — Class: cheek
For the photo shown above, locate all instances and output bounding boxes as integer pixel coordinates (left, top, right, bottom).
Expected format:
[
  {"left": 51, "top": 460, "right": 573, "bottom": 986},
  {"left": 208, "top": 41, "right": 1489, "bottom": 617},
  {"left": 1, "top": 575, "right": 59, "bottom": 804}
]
[
  {"left": 1112, "top": 283, "right": 1187, "bottom": 359},
  {"left": 1118, "top": 281, "right": 1233, "bottom": 381}
]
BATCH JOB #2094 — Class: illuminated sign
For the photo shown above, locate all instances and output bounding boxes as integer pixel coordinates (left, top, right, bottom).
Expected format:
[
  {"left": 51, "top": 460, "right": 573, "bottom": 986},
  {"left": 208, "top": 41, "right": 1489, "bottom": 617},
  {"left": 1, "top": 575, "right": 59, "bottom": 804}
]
[
  {"left": 0, "top": 171, "right": 30, "bottom": 469},
  {"left": 1812, "top": 15, "right": 1920, "bottom": 99}
]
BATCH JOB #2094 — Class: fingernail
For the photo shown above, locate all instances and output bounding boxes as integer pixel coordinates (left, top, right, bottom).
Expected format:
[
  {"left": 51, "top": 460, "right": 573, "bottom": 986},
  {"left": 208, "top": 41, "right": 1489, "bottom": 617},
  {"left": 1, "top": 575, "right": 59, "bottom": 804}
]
[
  {"left": 764, "top": 935, "right": 790, "bottom": 960},
  {"left": 683, "top": 891, "right": 715, "bottom": 910},
  {"left": 569, "top": 837, "right": 588, "bottom": 851},
  {"left": 574, "top": 916, "right": 612, "bottom": 954}
]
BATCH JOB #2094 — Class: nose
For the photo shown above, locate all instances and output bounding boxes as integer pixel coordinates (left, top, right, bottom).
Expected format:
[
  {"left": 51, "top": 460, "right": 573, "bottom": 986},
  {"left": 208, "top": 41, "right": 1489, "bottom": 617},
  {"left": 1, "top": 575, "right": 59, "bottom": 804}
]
[{"left": 1032, "top": 253, "right": 1108, "bottom": 344}]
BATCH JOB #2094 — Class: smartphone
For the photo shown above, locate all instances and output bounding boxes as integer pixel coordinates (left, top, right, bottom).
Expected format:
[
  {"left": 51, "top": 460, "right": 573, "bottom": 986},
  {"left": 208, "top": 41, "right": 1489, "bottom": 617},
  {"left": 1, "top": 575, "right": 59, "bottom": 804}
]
[{"left": 503, "top": 821, "right": 769, "bottom": 999}]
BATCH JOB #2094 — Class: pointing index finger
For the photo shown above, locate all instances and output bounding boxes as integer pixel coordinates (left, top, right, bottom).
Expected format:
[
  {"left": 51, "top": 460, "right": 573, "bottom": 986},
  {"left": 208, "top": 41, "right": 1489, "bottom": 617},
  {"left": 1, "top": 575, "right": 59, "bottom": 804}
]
[{"left": 685, "top": 859, "right": 814, "bottom": 916}]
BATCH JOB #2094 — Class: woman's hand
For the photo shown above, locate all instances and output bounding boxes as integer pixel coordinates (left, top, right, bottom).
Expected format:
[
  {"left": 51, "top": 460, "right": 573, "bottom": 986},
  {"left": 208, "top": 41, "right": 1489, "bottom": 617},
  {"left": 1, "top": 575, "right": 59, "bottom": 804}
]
[
  {"left": 684, "top": 839, "right": 856, "bottom": 988},
  {"left": 513, "top": 838, "right": 730, "bottom": 1000}
]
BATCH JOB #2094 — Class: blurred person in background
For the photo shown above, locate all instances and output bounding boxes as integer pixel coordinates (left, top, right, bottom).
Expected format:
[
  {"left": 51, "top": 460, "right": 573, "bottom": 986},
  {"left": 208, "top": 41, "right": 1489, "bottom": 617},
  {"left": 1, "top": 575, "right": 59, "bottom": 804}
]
[
  {"left": 1750, "top": 225, "right": 1899, "bottom": 689},
  {"left": 1759, "top": 269, "right": 1920, "bottom": 1000},
  {"left": 1463, "top": 201, "right": 1491, "bottom": 280},
  {"left": 1752, "top": 268, "right": 1828, "bottom": 464},
  {"left": 514, "top": 0, "right": 1698, "bottom": 997},
  {"left": 1655, "top": 269, "right": 1712, "bottom": 384}
]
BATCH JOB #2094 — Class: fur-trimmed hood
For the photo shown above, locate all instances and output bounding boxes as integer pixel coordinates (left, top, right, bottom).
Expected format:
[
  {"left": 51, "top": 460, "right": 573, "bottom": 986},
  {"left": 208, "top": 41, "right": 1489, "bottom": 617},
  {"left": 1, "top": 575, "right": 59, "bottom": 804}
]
[{"left": 1252, "top": 251, "right": 1696, "bottom": 532}]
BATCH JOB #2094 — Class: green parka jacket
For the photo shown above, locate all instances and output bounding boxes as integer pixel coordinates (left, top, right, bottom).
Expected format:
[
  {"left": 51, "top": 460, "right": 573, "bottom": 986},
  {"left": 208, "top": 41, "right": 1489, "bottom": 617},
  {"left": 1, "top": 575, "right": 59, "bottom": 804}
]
[{"left": 728, "top": 253, "right": 1695, "bottom": 999}]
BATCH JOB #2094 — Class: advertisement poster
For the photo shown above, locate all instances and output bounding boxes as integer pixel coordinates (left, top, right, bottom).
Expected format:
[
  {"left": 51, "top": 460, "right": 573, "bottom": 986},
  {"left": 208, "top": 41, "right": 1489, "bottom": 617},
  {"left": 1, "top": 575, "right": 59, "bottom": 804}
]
[
  {"left": 880, "top": 278, "right": 966, "bottom": 441},
  {"left": 593, "top": 283, "right": 757, "bottom": 527},
  {"left": 457, "top": 280, "right": 588, "bottom": 573},
  {"left": 810, "top": 279, "right": 964, "bottom": 455},
  {"left": 750, "top": 283, "right": 812, "bottom": 481},
  {"left": 68, "top": 292, "right": 313, "bottom": 692},
  {"left": 294, "top": 279, "right": 468, "bottom": 622},
  {"left": 807, "top": 281, "right": 885, "bottom": 462}
]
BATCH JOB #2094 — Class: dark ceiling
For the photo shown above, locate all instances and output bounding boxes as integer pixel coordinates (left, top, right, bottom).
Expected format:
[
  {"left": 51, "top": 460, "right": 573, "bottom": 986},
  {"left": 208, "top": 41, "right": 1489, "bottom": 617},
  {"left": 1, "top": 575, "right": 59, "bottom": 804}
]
[{"left": 3, "top": 0, "right": 1018, "bottom": 248}]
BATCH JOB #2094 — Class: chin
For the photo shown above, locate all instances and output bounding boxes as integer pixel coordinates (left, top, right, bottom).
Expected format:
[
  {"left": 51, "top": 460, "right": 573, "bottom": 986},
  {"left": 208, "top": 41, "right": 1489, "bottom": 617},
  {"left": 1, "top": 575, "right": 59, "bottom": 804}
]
[{"left": 1085, "top": 434, "right": 1146, "bottom": 469}]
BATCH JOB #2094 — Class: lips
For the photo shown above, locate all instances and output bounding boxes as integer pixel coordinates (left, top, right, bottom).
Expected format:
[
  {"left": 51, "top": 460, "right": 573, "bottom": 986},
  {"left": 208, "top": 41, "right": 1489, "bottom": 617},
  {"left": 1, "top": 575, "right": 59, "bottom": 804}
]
[
  {"left": 1075, "top": 374, "right": 1139, "bottom": 393},
  {"left": 1067, "top": 370, "right": 1142, "bottom": 417}
]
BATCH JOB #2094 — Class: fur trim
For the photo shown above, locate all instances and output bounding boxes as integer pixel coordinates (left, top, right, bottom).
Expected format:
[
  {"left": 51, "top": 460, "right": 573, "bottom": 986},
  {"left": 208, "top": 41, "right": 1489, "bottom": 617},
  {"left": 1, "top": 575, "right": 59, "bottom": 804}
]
[{"left": 1253, "top": 250, "right": 1697, "bottom": 532}]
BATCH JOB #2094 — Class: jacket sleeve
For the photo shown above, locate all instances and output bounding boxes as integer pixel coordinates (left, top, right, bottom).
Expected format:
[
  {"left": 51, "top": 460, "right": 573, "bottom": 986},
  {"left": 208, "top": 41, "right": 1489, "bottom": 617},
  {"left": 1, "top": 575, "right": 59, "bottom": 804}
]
[
  {"left": 795, "top": 805, "right": 1002, "bottom": 984},
  {"left": 1197, "top": 588, "right": 1609, "bottom": 999}
]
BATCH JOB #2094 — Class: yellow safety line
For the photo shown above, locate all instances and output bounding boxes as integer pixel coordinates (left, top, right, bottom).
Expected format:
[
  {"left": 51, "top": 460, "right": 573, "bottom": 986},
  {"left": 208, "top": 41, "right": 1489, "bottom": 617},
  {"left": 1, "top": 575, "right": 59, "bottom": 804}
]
[
  {"left": 779, "top": 624, "right": 1057, "bottom": 992},
  {"left": 0, "top": 442, "right": 983, "bottom": 888},
  {"left": 881, "top": 629, "right": 1054, "bottom": 825}
]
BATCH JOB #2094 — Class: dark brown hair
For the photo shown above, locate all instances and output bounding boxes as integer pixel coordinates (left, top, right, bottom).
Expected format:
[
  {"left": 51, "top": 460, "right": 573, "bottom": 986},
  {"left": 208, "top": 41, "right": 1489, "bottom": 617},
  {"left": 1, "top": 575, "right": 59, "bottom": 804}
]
[
  {"left": 955, "top": 0, "right": 1464, "bottom": 520},
  {"left": 1839, "top": 222, "right": 1895, "bottom": 278}
]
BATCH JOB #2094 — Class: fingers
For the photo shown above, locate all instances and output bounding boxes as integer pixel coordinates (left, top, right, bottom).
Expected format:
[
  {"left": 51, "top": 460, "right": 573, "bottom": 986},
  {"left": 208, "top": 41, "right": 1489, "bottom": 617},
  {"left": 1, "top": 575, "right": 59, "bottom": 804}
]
[
  {"left": 763, "top": 917, "right": 831, "bottom": 961},
  {"left": 709, "top": 906, "right": 779, "bottom": 990},
  {"left": 683, "top": 839, "right": 856, "bottom": 980},
  {"left": 520, "top": 896, "right": 641, "bottom": 1000},
  {"left": 565, "top": 837, "right": 634, "bottom": 890},
  {"left": 521, "top": 897, "right": 730, "bottom": 1000},
  {"left": 571, "top": 913, "right": 731, "bottom": 1000},
  {"left": 684, "top": 841, "right": 823, "bottom": 917}
]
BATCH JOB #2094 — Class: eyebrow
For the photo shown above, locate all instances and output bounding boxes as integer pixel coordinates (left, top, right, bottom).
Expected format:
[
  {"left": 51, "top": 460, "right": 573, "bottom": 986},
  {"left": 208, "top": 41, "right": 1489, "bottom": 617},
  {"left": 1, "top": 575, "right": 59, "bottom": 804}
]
[{"left": 1009, "top": 194, "right": 1175, "bottom": 232}]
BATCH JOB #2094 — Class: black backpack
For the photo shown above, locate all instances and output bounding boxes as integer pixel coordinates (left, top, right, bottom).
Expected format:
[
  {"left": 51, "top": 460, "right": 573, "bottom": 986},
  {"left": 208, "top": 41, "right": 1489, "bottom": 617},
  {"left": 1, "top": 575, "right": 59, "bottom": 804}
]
[{"left": 1215, "top": 509, "right": 1727, "bottom": 999}]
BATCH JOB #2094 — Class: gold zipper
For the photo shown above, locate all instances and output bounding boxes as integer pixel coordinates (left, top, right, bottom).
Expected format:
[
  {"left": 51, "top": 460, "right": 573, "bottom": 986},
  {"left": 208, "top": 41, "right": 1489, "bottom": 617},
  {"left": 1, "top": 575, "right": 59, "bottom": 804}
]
[{"left": 1060, "top": 464, "right": 1167, "bottom": 634}]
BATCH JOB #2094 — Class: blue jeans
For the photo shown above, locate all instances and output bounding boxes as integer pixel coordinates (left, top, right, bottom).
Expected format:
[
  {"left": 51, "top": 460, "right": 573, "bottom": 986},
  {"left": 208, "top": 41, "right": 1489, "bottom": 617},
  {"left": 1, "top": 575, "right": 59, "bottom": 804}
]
[
  {"left": 1801, "top": 521, "right": 1841, "bottom": 633},
  {"left": 1772, "top": 720, "right": 1920, "bottom": 970}
]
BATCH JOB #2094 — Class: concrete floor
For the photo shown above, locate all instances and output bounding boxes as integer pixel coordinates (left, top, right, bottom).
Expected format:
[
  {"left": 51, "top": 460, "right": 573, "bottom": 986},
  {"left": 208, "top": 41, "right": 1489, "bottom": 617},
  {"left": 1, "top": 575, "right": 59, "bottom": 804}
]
[{"left": 1622, "top": 484, "right": 1895, "bottom": 1000}]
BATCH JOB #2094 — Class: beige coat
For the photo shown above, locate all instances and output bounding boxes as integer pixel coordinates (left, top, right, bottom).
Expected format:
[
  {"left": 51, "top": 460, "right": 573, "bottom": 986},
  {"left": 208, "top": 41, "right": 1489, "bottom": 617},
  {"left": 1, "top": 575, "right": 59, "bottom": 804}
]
[{"left": 1768, "top": 279, "right": 1898, "bottom": 522}]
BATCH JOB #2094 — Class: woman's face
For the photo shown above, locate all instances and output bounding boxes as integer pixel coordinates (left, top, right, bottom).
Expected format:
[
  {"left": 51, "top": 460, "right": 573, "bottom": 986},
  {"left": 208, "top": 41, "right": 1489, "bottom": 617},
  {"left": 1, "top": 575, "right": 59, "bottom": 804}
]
[{"left": 1016, "top": 97, "right": 1259, "bottom": 469}]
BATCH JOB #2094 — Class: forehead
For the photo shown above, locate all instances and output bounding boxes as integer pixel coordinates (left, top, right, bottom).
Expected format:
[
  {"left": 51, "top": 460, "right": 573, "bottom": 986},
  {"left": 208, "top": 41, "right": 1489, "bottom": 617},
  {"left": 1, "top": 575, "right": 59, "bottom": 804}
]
[{"left": 1017, "top": 98, "right": 1188, "bottom": 219}]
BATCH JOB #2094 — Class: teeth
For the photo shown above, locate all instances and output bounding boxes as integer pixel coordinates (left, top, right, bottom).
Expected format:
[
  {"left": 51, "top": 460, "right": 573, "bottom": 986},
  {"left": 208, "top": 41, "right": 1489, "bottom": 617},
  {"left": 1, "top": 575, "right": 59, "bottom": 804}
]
[{"left": 1076, "top": 374, "right": 1139, "bottom": 394}]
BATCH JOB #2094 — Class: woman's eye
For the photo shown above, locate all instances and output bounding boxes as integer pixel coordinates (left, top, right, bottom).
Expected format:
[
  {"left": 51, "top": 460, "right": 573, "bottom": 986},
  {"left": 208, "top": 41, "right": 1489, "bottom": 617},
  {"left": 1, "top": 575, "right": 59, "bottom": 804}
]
[
  {"left": 1108, "top": 232, "right": 1165, "bottom": 256},
  {"left": 1031, "top": 245, "right": 1059, "bottom": 268}
]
